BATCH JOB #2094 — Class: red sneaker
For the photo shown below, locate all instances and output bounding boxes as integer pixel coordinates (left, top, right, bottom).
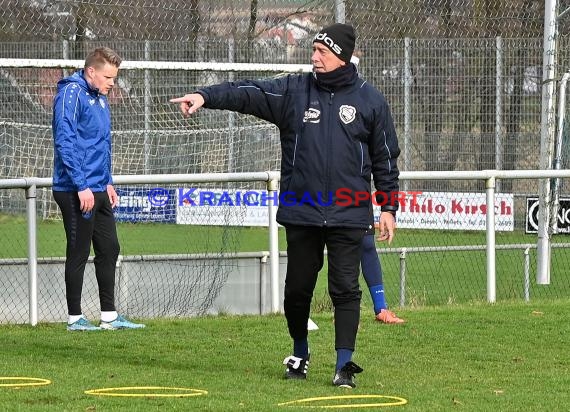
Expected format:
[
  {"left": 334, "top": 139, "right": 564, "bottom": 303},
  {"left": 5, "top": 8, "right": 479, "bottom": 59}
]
[{"left": 375, "top": 309, "right": 405, "bottom": 324}]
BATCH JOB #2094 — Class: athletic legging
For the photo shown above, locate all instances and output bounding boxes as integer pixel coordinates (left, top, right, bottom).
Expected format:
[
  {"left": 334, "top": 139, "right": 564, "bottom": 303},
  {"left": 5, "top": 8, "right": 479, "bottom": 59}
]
[{"left": 360, "top": 233, "right": 383, "bottom": 288}]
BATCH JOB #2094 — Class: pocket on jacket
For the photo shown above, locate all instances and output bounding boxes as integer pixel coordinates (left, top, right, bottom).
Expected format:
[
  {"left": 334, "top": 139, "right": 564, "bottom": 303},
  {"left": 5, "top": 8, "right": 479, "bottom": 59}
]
[
  {"left": 281, "top": 168, "right": 303, "bottom": 201},
  {"left": 357, "top": 141, "right": 372, "bottom": 177}
]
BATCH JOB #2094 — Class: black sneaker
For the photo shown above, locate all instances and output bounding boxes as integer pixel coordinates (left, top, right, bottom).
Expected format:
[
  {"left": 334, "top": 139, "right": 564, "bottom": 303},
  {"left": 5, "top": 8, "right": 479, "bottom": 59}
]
[
  {"left": 283, "top": 353, "right": 310, "bottom": 379},
  {"left": 332, "top": 361, "right": 363, "bottom": 388}
]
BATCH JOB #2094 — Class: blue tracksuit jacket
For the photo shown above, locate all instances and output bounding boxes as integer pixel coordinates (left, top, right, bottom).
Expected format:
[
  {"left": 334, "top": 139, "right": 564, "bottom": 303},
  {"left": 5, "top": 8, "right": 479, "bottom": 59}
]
[{"left": 52, "top": 69, "right": 113, "bottom": 192}]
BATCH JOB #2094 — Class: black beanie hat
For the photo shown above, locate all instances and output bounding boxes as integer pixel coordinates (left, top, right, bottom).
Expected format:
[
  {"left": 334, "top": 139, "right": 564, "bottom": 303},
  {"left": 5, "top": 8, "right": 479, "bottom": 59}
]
[{"left": 313, "top": 23, "right": 355, "bottom": 64}]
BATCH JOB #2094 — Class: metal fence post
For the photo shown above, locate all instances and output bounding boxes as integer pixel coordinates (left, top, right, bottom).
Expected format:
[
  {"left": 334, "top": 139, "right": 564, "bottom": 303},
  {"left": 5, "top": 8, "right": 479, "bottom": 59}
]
[
  {"left": 260, "top": 253, "right": 268, "bottom": 315},
  {"left": 495, "top": 36, "right": 503, "bottom": 192},
  {"left": 524, "top": 247, "right": 530, "bottom": 302},
  {"left": 334, "top": 0, "right": 345, "bottom": 23},
  {"left": 267, "top": 172, "right": 280, "bottom": 313},
  {"left": 552, "top": 71, "right": 570, "bottom": 232},
  {"left": 228, "top": 37, "right": 236, "bottom": 172},
  {"left": 403, "top": 37, "right": 412, "bottom": 191},
  {"left": 399, "top": 248, "right": 407, "bottom": 307},
  {"left": 26, "top": 183, "right": 38, "bottom": 326},
  {"left": 486, "top": 175, "right": 497, "bottom": 302},
  {"left": 144, "top": 40, "right": 151, "bottom": 174},
  {"left": 537, "top": 0, "right": 559, "bottom": 285}
]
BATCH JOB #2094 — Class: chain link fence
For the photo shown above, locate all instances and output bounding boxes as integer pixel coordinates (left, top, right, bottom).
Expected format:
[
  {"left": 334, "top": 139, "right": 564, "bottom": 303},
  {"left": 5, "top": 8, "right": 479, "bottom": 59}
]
[
  {"left": 1, "top": 1, "right": 562, "bottom": 41},
  {"left": 2, "top": 1, "right": 569, "bottom": 185}
]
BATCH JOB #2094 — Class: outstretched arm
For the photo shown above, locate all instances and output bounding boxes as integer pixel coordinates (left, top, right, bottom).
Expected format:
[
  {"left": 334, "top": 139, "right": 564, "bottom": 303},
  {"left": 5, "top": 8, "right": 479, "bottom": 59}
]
[
  {"left": 170, "top": 93, "right": 205, "bottom": 117},
  {"left": 169, "top": 77, "right": 297, "bottom": 127}
]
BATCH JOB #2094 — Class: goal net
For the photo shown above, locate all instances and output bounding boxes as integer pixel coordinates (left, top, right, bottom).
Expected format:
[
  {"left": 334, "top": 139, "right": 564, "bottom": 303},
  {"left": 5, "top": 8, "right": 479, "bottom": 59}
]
[
  {"left": 0, "top": 58, "right": 309, "bottom": 320},
  {"left": 0, "top": 58, "right": 312, "bottom": 211}
]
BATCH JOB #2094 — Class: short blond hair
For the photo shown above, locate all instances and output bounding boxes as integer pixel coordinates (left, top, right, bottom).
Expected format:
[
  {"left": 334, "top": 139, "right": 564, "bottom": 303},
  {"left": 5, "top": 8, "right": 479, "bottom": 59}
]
[{"left": 84, "top": 47, "right": 122, "bottom": 69}]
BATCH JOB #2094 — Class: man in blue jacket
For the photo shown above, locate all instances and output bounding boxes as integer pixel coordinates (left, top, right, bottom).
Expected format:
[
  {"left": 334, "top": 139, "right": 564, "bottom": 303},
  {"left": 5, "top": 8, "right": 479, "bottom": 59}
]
[
  {"left": 52, "top": 47, "right": 145, "bottom": 332},
  {"left": 171, "top": 23, "right": 400, "bottom": 388}
]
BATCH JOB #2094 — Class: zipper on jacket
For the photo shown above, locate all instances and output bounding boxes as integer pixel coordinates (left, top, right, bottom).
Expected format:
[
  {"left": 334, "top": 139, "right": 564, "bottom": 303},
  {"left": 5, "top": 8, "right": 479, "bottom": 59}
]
[{"left": 292, "top": 134, "right": 298, "bottom": 166}]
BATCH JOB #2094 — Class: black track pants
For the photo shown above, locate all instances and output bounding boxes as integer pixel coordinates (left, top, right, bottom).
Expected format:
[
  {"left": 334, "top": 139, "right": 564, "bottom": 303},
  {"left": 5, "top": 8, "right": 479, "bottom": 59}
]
[
  {"left": 53, "top": 190, "right": 120, "bottom": 315},
  {"left": 284, "top": 225, "right": 364, "bottom": 350}
]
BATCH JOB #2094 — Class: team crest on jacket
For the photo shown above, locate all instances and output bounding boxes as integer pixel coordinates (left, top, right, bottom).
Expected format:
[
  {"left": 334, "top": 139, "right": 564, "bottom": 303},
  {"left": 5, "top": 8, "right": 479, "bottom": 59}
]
[
  {"left": 303, "top": 108, "right": 321, "bottom": 123},
  {"left": 339, "top": 105, "right": 356, "bottom": 124}
]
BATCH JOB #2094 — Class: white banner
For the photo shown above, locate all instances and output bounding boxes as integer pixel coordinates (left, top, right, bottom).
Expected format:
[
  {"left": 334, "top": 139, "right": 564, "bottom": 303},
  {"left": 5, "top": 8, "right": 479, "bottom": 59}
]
[
  {"left": 176, "top": 188, "right": 270, "bottom": 226},
  {"left": 373, "top": 191, "right": 514, "bottom": 231},
  {"left": 175, "top": 188, "right": 514, "bottom": 231}
]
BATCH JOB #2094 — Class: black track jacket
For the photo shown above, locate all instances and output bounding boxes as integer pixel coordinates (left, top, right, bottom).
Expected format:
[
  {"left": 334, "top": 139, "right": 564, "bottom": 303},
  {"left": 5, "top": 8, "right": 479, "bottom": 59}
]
[{"left": 196, "top": 69, "right": 400, "bottom": 229}]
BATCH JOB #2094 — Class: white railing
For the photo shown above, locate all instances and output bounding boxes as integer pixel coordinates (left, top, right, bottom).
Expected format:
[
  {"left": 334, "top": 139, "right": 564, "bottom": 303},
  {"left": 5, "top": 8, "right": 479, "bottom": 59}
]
[
  {"left": 0, "top": 172, "right": 281, "bottom": 325},
  {"left": 3, "top": 169, "right": 570, "bottom": 325}
]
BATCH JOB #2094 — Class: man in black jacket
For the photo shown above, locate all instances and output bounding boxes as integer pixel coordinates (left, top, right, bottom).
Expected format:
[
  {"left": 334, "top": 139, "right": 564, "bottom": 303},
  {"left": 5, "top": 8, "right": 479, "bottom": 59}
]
[{"left": 171, "top": 23, "right": 400, "bottom": 389}]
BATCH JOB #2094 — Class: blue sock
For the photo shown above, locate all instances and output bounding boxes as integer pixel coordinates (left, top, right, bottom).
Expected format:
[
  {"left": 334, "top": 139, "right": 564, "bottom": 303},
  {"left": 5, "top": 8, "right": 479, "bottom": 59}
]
[
  {"left": 370, "top": 284, "right": 387, "bottom": 314},
  {"left": 293, "top": 338, "right": 309, "bottom": 359},
  {"left": 336, "top": 349, "right": 353, "bottom": 371}
]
